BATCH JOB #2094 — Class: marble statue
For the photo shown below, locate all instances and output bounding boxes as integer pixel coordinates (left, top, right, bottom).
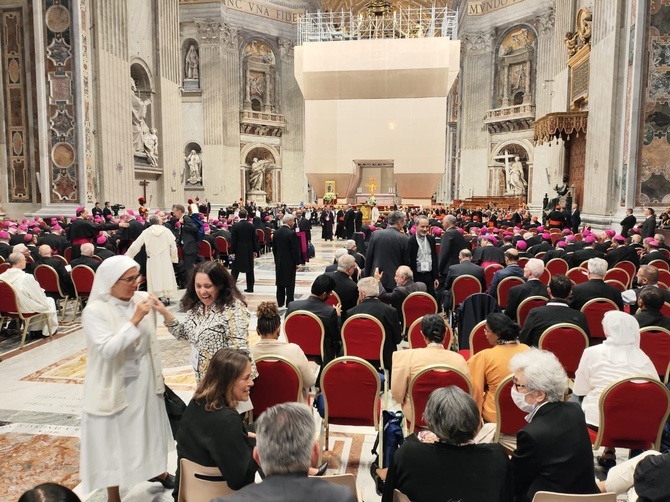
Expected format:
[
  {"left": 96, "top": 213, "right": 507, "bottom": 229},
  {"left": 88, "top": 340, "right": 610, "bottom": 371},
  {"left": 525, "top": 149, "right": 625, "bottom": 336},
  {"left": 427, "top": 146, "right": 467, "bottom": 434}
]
[
  {"left": 507, "top": 156, "right": 527, "bottom": 194},
  {"left": 143, "top": 128, "right": 158, "bottom": 167},
  {"left": 185, "top": 150, "right": 202, "bottom": 184},
  {"left": 185, "top": 45, "right": 199, "bottom": 80},
  {"left": 131, "top": 79, "right": 152, "bottom": 154},
  {"left": 249, "top": 157, "right": 271, "bottom": 191}
]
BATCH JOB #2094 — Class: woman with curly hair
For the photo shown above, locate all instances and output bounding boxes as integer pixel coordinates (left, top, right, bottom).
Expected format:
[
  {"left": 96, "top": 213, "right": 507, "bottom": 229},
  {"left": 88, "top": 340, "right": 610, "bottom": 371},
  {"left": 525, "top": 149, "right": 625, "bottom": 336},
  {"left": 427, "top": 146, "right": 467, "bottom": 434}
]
[
  {"left": 154, "top": 261, "right": 256, "bottom": 383},
  {"left": 250, "top": 301, "right": 316, "bottom": 401}
]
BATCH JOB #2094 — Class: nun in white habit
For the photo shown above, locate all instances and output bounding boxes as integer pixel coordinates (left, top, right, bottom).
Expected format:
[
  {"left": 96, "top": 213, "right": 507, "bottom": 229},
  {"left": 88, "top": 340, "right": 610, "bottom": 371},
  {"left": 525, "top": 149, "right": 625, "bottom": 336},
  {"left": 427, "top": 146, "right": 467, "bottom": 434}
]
[{"left": 79, "top": 255, "right": 173, "bottom": 501}]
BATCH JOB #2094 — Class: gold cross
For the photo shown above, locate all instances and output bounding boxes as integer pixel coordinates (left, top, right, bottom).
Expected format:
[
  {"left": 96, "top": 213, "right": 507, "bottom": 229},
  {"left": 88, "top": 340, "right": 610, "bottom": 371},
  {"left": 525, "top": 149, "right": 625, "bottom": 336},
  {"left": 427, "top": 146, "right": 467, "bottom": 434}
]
[{"left": 366, "top": 177, "right": 378, "bottom": 197}]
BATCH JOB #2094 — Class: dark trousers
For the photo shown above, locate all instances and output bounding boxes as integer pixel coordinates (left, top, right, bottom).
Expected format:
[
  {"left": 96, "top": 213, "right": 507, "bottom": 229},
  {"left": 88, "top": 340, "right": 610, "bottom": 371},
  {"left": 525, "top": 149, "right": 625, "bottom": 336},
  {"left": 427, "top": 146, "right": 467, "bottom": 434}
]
[
  {"left": 181, "top": 251, "right": 197, "bottom": 285},
  {"left": 276, "top": 283, "right": 295, "bottom": 308},
  {"left": 414, "top": 271, "right": 436, "bottom": 298},
  {"left": 232, "top": 267, "right": 255, "bottom": 291}
]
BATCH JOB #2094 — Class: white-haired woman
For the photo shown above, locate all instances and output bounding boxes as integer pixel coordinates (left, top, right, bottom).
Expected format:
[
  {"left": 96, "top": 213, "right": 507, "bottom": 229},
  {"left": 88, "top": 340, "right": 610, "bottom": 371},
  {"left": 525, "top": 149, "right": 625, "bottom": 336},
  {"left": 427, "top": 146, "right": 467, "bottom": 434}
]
[
  {"left": 573, "top": 311, "right": 658, "bottom": 470},
  {"left": 510, "top": 348, "right": 599, "bottom": 502},
  {"left": 79, "top": 256, "right": 173, "bottom": 502}
]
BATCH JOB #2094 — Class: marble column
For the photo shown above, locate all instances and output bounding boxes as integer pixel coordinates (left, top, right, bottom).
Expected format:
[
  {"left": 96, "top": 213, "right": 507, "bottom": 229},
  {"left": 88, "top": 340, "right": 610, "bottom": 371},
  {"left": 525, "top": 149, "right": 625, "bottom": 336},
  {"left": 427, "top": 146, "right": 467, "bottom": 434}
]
[{"left": 280, "top": 38, "right": 304, "bottom": 204}]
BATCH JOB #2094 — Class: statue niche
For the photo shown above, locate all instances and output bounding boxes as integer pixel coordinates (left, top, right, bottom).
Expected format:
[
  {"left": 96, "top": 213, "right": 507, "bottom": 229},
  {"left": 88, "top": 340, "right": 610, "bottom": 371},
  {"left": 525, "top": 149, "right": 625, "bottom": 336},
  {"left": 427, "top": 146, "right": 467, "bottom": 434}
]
[
  {"left": 497, "top": 27, "right": 536, "bottom": 108},
  {"left": 183, "top": 42, "right": 200, "bottom": 90},
  {"left": 242, "top": 40, "right": 276, "bottom": 113}
]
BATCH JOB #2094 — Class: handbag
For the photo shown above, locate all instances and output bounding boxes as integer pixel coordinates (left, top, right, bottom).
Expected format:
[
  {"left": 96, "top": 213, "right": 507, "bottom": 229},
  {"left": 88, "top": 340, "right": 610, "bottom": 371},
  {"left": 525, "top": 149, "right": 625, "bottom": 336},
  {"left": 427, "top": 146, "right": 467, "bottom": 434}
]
[{"left": 163, "top": 384, "right": 187, "bottom": 439}]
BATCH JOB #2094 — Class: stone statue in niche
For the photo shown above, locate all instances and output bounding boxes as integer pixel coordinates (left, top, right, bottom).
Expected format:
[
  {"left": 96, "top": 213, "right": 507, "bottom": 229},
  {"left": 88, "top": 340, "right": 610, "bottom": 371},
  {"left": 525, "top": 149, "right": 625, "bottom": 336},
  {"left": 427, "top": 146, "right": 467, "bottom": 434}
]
[
  {"left": 510, "top": 64, "right": 526, "bottom": 93},
  {"left": 143, "top": 128, "right": 158, "bottom": 167},
  {"left": 131, "top": 78, "right": 152, "bottom": 154},
  {"left": 249, "top": 73, "right": 265, "bottom": 98},
  {"left": 184, "top": 150, "right": 202, "bottom": 185},
  {"left": 248, "top": 157, "right": 272, "bottom": 191},
  {"left": 184, "top": 45, "right": 199, "bottom": 81},
  {"left": 243, "top": 40, "right": 275, "bottom": 65},
  {"left": 507, "top": 156, "right": 527, "bottom": 195}
]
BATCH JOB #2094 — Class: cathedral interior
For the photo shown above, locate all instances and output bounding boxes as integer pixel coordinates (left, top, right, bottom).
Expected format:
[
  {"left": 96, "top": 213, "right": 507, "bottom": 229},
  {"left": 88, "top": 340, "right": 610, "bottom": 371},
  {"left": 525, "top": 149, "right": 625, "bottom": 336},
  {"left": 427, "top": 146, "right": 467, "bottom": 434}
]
[{"left": 0, "top": 0, "right": 667, "bottom": 227}]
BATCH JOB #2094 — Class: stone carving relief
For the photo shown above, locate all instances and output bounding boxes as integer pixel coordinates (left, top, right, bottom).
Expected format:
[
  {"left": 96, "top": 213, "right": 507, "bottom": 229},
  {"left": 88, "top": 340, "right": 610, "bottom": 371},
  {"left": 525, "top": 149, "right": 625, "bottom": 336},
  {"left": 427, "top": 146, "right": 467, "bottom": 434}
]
[
  {"left": 280, "top": 38, "right": 293, "bottom": 64},
  {"left": 462, "top": 30, "right": 494, "bottom": 55},
  {"left": 242, "top": 39, "right": 276, "bottom": 112},
  {"left": 564, "top": 7, "right": 592, "bottom": 57},
  {"left": 534, "top": 7, "right": 555, "bottom": 36},
  {"left": 497, "top": 26, "right": 536, "bottom": 107},
  {"left": 131, "top": 78, "right": 152, "bottom": 154}
]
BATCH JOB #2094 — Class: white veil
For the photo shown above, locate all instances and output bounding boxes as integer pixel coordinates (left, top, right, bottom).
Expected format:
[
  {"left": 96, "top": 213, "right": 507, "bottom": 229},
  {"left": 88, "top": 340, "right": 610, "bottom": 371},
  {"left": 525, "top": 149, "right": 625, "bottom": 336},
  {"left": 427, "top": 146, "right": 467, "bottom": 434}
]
[
  {"left": 601, "top": 310, "right": 649, "bottom": 368},
  {"left": 88, "top": 255, "right": 140, "bottom": 303}
]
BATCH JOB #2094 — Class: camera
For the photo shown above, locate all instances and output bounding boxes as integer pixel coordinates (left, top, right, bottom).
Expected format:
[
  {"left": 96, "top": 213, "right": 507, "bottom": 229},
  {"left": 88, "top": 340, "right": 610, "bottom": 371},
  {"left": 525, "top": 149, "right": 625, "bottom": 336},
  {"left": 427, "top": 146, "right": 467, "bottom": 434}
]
[{"left": 111, "top": 204, "right": 125, "bottom": 216}]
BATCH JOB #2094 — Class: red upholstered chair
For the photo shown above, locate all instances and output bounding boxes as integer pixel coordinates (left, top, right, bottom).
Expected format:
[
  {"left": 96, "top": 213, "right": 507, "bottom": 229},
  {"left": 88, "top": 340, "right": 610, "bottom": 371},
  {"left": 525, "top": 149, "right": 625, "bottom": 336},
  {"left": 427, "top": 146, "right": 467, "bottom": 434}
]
[
  {"left": 604, "top": 279, "right": 627, "bottom": 292},
  {"left": 0, "top": 255, "right": 4, "bottom": 263},
  {"left": 545, "top": 258, "right": 569, "bottom": 278},
  {"left": 255, "top": 228, "right": 266, "bottom": 254},
  {"left": 407, "top": 365, "right": 472, "bottom": 433},
  {"left": 494, "top": 374, "right": 527, "bottom": 443},
  {"left": 534, "top": 252, "right": 546, "bottom": 260},
  {"left": 63, "top": 246, "right": 72, "bottom": 264},
  {"left": 215, "top": 236, "right": 229, "bottom": 265},
  {"left": 320, "top": 357, "right": 381, "bottom": 461},
  {"left": 496, "top": 276, "right": 525, "bottom": 309},
  {"left": 538, "top": 323, "right": 589, "bottom": 378},
  {"left": 50, "top": 254, "right": 68, "bottom": 267},
  {"left": 0, "top": 280, "right": 53, "bottom": 348},
  {"left": 657, "top": 269, "right": 670, "bottom": 289},
  {"left": 662, "top": 302, "right": 670, "bottom": 317},
  {"left": 408, "top": 316, "right": 452, "bottom": 349},
  {"left": 661, "top": 248, "right": 670, "bottom": 260},
  {"left": 401, "top": 292, "right": 438, "bottom": 334},
  {"left": 580, "top": 298, "right": 619, "bottom": 343},
  {"left": 516, "top": 296, "right": 548, "bottom": 328},
  {"left": 71, "top": 265, "right": 96, "bottom": 321},
  {"left": 457, "top": 320, "right": 489, "bottom": 361},
  {"left": 604, "top": 268, "right": 630, "bottom": 289},
  {"left": 517, "top": 257, "right": 529, "bottom": 269},
  {"left": 648, "top": 259, "right": 669, "bottom": 271},
  {"left": 34, "top": 264, "right": 70, "bottom": 319},
  {"left": 589, "top": 376, "right": 670, "bottom": 451},
  {"left": 566, "top": 267, "right": 589, "bottom": 285},
  {"left": 324, "top": 290, "right": 341, "bottom": 308},
  {"left": 91, "top": 254, "right": 103, "bottom": 263},
  {"left": 538, "top": 268, "right": 551, "bottom": 286},
  {"left": 284, "top": 310, "right": 325, "bottom": 361},
  {"left": 450, "top": 275, "right": 482, "bottom": 311},
  {"left": 341, "top": 314, "right": 386, "bottom": 366},
  {"left": 0, "top": 263, "right": 11, "bottom": 274},
  {"left": 614, "top": 261, "right": 636, "bottom": 287},
  {"left": 198, "top": 240, "right": 214, "bottom": 261},
  {"left": 484, "top": 264, "right": 503, "bottom": 290},
  {"left": 639, "top": 327, "right": 670, "bottom": 383},
  {"left": 251, "top": 355, "right": 304, "bottom": 420}
]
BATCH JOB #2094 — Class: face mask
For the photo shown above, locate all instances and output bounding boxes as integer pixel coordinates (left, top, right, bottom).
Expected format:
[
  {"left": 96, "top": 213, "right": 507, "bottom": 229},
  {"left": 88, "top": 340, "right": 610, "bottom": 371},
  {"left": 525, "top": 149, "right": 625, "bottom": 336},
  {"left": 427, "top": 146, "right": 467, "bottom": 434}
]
[{"left": 511, "top": 386, "right": 536, "bottom": 413}]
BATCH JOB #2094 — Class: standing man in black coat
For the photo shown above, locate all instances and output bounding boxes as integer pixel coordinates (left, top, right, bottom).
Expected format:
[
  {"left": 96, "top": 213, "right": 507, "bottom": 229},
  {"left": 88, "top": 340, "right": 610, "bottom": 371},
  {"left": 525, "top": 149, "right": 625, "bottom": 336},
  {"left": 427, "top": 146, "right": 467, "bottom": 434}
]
[
  {"left": 320, "top": 205, "right": 334, "bottom": 241},
  {"left": 570, "top": 203, "right": 581, "bottom": 234},
  {"left": 620, "top": 208, "right": 636, "bottom": 237},
  {"left": 409, "top": 216, "right": 438, "bottom": 297},
  {"left": 343, "top": 205, "right": 356, "bottom": 239},
  {"left": 640, "top": 207, "right": 657, "bottom": 239},
  {"left": 273, "top": 214, "right": 301, "bottom": 308},
  {"left": 172, "top": 204, "right": 199, "bottom": 285},
  {"left": 68, "top": 206, "right": 125, "bottom": 260},
  {"left": 364, "top": 210, "right": 409, "bottom": 292},
  {"left": 230, "top": 208, "right": 259, "bottom": 293},
  {"left": 437, "top": 214, "right": 468, "bottom": 290}
]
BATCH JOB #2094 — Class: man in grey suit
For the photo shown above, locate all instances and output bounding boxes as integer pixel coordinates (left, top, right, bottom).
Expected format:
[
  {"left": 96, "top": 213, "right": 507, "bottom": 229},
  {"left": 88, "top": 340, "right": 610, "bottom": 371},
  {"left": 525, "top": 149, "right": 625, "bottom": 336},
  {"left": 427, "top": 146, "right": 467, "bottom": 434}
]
[
  {"left": 364, "top": 210, "right": 409, "bottom": 291},
  {"left": 216, "top": 403, "right": 355, "bottom": 502}
]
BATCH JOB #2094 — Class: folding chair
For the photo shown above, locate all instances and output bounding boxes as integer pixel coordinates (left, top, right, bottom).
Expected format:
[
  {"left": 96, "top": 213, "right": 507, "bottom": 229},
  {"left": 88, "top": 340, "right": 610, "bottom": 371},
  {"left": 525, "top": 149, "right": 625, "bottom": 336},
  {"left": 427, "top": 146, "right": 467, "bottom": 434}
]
[
  {"left": 177, "top": 458, "right": 235, "bottom": 502},
  {"left": 33, "top": 264, "right": 70, "bottom": 320},
  {"left": 198, "top": 240, "right": 214, "bottom": 261}
]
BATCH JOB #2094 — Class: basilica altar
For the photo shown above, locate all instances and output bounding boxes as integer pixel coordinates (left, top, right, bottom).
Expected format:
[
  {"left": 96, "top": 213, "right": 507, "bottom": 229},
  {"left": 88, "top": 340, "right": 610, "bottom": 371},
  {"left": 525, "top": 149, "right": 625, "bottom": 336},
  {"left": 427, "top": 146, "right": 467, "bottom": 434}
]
[{"left": 355, "top": 193, "right": 396, "bottom": 206}]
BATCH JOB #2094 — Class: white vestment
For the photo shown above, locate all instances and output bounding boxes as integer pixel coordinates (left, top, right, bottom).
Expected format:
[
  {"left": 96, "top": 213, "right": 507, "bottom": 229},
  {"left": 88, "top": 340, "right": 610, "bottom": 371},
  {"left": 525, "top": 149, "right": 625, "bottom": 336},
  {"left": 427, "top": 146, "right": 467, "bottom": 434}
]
[
  {"left": 126, "top": 225, "right": 179, "bottom": 298},
  {"left": 0, "top": 268, "right": 58, "bottom": 335}
]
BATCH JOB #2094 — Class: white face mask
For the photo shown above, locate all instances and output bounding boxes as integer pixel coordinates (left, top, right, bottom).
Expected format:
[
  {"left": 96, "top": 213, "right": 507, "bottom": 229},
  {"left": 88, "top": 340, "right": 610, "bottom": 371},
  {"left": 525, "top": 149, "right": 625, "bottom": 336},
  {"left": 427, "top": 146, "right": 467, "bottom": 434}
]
[{"left": 511, "top": 386, "right": 536, "bottom": 413}]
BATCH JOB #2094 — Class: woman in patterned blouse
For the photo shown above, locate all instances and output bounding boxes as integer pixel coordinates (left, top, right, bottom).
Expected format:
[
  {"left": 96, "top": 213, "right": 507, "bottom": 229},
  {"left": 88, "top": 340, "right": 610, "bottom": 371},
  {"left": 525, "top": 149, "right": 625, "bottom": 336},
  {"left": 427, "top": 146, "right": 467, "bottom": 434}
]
[{"left": 156, "top": 261, "right": 256, "bottom": 382}]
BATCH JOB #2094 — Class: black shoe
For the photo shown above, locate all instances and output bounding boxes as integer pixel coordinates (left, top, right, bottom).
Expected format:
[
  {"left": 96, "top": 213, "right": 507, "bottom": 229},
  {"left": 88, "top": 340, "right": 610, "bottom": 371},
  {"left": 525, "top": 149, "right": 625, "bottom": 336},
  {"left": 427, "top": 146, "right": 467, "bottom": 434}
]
[
  {"left": 149, "top": 473, "right": 175, "bottom": 489},
  {"left": 597, "top": 454, "right": 617, "bottom": 472},
  {"left": 244, "top": 289, "right": 254, "bottom": 293},
  {"left": 315, "top": 461, "right": 328, "bottom": 476}
]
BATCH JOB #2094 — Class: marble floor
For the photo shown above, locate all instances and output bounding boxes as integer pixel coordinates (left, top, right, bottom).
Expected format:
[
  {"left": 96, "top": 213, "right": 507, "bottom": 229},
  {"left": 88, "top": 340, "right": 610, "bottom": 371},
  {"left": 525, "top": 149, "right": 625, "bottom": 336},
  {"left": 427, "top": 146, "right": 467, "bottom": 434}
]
[{"left": 0, "top": 232, "right": 384, "bottom": 501}]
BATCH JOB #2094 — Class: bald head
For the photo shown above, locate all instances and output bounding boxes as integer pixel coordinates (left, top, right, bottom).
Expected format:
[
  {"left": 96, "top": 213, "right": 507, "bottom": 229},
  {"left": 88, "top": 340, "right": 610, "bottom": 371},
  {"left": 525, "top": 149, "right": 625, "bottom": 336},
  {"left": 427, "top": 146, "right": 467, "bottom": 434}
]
[{"left": 38, "top": 244, "right": 52, "bottom": 258}]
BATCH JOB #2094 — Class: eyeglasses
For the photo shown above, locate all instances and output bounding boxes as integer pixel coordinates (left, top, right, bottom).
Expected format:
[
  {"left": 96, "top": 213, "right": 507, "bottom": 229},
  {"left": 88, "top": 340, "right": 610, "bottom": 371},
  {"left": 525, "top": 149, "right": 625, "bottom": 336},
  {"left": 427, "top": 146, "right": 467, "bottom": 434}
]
[
  {"left": 117, "top": 274, "right": 143, "bottom": 284},
  {"left": 512, "top": 378, "right": 527, "bottom": 391}
]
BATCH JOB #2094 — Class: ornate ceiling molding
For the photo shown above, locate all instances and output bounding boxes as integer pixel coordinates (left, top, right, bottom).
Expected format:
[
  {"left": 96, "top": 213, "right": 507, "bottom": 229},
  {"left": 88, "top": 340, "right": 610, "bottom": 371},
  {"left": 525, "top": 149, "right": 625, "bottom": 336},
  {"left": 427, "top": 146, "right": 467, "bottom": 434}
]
[{"left": 462, "top": 29, "right": 495, "bottom": 55}]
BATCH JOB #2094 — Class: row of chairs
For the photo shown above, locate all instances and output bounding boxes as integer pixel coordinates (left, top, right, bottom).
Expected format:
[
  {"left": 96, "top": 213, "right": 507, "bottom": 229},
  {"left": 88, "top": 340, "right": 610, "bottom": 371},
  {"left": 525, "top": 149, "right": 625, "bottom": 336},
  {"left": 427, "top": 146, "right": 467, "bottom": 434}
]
[{"left": 32, "top": 264, "right": 94, "bottom": 322}]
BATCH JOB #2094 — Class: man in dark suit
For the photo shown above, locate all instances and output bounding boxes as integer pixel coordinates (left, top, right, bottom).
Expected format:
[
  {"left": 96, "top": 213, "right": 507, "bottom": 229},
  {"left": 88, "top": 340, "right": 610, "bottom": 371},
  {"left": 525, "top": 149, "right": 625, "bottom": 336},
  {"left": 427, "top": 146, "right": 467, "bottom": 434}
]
[
  {"left": 364, "top": 211, "right": 409, "bottom": 292},
  {"left": 472, "top": 235, "right": 505, "bottom": 265},
  {"left": 35, "top": 244, "right": 74, "bottom": 296},
  {"left": 0, "top": 231, "right": 12, "bottom": 260},
  {"left": 569, "top": 257, "right": 624, "bottom": 310},
  {"left": 344, "top": 277, "right": 401, "bottom": 376},
  {"left": 295, "top": 209, "right": 312, "bottom": 243},
  {"left": 621, "top": 264, "right": 670, "bottom": 313},
  {"left": 571, "top": 236, "right": 606, "bottom": 266},
  {"left": 519, "top": 274, "right": 590, "bottom": 346},
  {"left": 408, "top": 216, "right": 438, "bottom": 297},
  {"left": 328, "top": 254, "right": 359, "bottom": 318},
  {"left": 230, "top": 208, "right": 259, "bottom": 293},
  {"left": 606, "top": 234, "right": 639, "bottom": 268},
  {"left": 570, "top": 203, "right": 581, "bottom": 234},
  {"left": 286, "top": 274, "right": 341, "bottom": 363},
  {"left": 442, "top": 249, "right": 485, "bottom": 309},
  {"left": 273, "top": 214, "right": 301, "bottom": 308},
  {"left": 640, "top": 207, "right": 657, "bottom": 239},
  {"left": 70, "top": 243, "right": 101, "bottom": 271},
  {"left": 488, "top": 248, "right": 525, "bottom": 300},
  {"left": 635, "top": 286, "right": 670, "bottom": 330},
  {"left": 375, "top": 265, "right": 427, "bottom": 326},
  {"left": 620, "top": 208, "right": 636, "bottom": 238},
  {"left": 343, "top": 205, "right": 356, "bottom": 239},
  {"left": 504, "top": 258, "right": 550, "bottom": 321},
  {"left": 94, "top": 236, "right": 115, "bottom": 260},
  {"left": 68, "top": 206, "right": 124, "bottom": 259},
  {"left": 512, "top": 350, "right": 599, "bottom": 502},
  {"left": 214, "top": 402, "right": 354, "bottom": 502},
  {"left": 640, "top": 238, "right": 667, "bottom": 266},
  {"left": 37, "top": 226, "right": 67, "bottom": 256},
  {"left": 437, "top": 214, "right": 468, "bottom": 289},
  {"left": 172, "top": 204, "right": 199, "bottom": 285}
]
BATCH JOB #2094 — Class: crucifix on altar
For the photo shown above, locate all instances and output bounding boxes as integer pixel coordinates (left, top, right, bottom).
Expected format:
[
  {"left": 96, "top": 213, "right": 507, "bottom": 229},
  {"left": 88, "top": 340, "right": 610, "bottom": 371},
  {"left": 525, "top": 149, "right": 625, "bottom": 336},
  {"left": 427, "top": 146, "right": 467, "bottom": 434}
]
[
  {"left": 139, "top": 179, "right": 149, "bottom": 200},
  {"left": 493, "top": 150, "right": 516, "bottom": 196},
  {"left": 366, "top": 177, "right": 378, "bottom": 198}
]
